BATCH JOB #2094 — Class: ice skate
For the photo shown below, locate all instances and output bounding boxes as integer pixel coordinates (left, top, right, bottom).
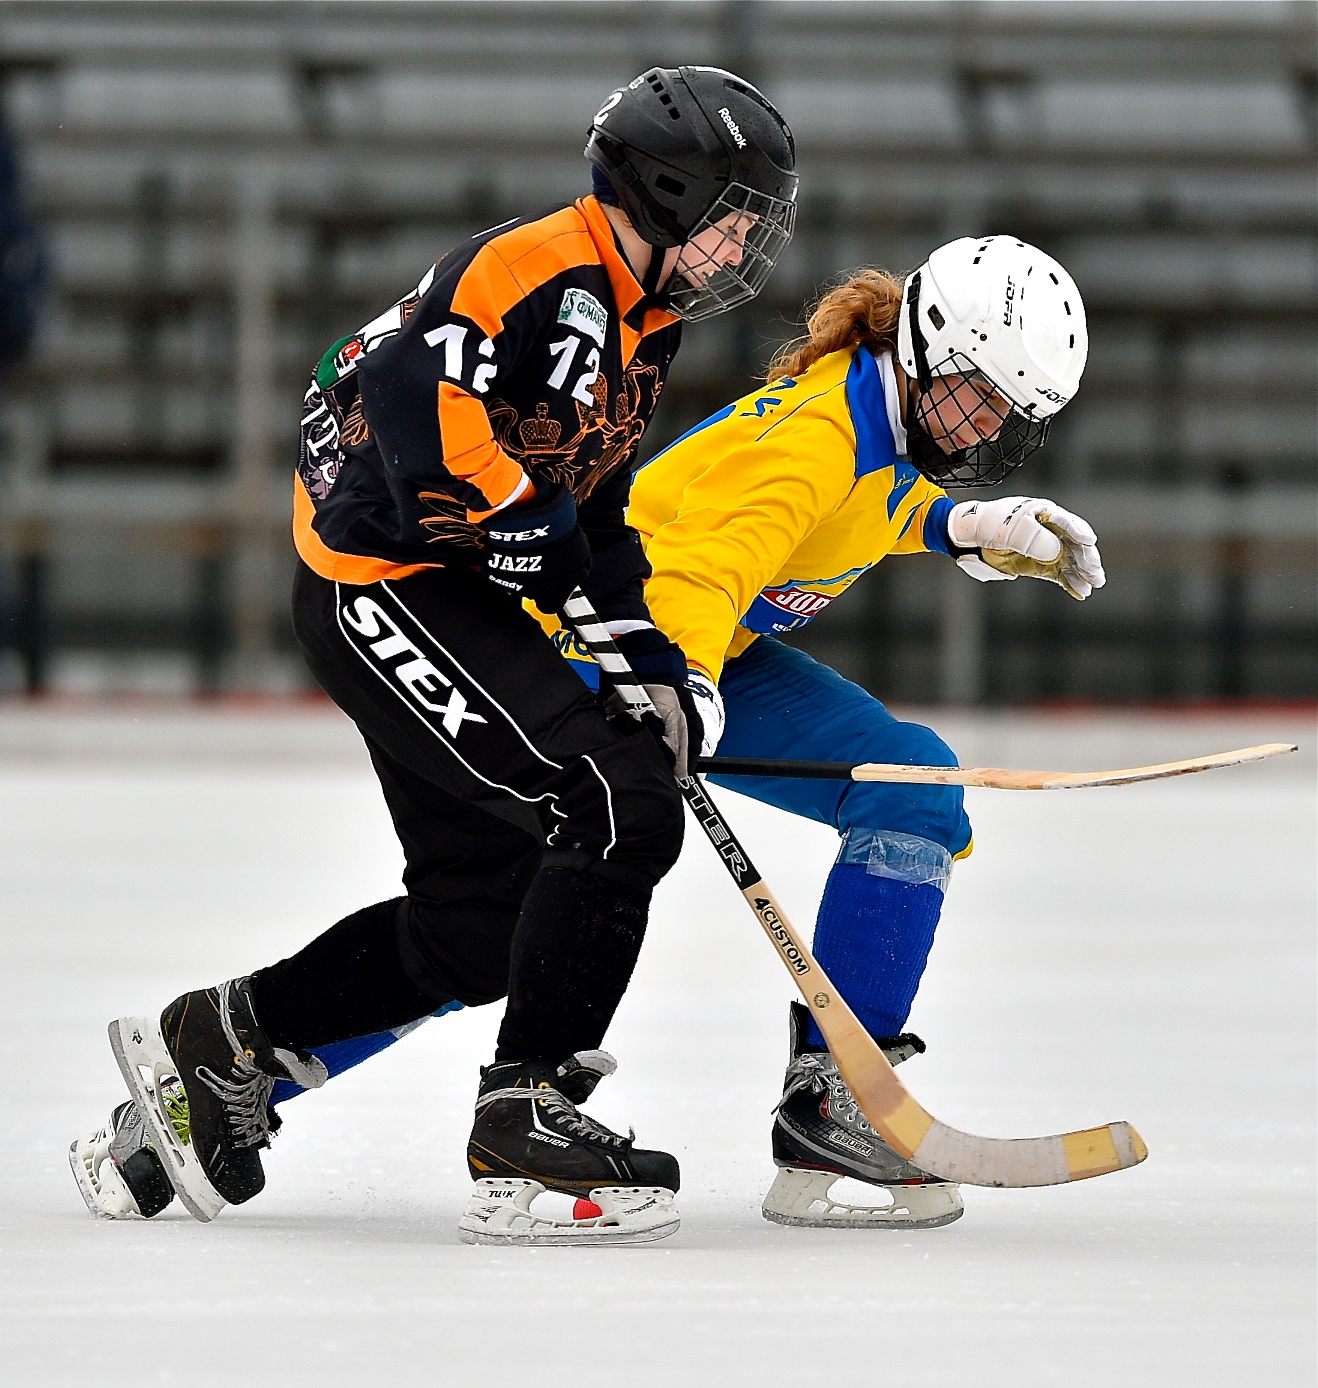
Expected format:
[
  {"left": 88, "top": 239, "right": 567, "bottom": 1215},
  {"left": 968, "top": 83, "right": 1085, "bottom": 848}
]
[
  {"left": 109, "top": 977, "right": 327, "bottom": 1222},
  {"left": 762, "top": 1002, "right": 963, "bottom": 1230},
  {"left": 69, "top": 1096, "right": 178, "bottom": 1219},
  {"left": 460, "top": 1050, "right": 680, "bottom": 1245}
]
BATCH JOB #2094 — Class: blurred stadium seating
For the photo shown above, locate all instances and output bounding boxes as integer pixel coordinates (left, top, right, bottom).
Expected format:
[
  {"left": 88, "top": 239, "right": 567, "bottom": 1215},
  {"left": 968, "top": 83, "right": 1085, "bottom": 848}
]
[{"left": 0, "top": 0, "right": 1313, "bottom": 701}]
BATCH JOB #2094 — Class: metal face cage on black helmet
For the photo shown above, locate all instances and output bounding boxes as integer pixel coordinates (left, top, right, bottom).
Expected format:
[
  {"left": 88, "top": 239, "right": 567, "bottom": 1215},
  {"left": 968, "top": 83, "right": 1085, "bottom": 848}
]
[
  {"left": 664, "top": 182, "right": 796, "bottom": 323},
  {"left": 584, "top": 66, "right": 797, "bottom": 322},
  {"left": 903, "top": 271, "right": 1051, "bottom": 488}
]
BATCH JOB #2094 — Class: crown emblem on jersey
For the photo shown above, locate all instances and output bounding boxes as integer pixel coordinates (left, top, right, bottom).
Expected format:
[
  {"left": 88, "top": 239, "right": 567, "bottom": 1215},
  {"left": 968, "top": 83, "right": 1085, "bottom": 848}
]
[{"left": 519, "top": 402, "right": 563, "bottom": 452}]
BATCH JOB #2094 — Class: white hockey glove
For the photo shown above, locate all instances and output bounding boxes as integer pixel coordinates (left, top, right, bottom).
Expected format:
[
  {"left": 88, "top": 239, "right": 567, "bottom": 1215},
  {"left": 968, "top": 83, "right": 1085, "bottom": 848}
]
[
  {"left": 685, "top": 670, "right": 725, "bottom": 758},
  {"left": 946, "top": 497, "right": 1106, "bottom": 601}
]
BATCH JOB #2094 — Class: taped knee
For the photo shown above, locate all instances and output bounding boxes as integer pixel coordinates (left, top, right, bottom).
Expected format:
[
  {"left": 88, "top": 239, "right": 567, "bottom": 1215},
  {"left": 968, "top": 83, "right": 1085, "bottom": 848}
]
[{"left": 835, "top": 827, "right": 953, "bottom": 893}]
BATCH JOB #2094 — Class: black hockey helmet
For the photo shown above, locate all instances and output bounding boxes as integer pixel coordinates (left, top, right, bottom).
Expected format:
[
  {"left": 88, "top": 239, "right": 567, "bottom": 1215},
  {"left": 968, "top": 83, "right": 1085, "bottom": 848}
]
[{"left": 585, "top": 66, "right": 797, "bottom": 321}]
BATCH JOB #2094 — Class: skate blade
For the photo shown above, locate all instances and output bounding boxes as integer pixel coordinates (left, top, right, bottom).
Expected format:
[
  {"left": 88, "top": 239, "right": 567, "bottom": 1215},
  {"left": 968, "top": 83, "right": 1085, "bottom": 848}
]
[
  {"left": 761, "top": 1167, "right": 964, "bottom": 1230},
  {"left": 458, "top": 1179, "right": 680, "bottom": 1247},
  {"left": 68, "top": 1132, "right": 138, "bottom": 1220},
  {"left": 107, "top": 1017, "right": 226, "bottom": 1223}
]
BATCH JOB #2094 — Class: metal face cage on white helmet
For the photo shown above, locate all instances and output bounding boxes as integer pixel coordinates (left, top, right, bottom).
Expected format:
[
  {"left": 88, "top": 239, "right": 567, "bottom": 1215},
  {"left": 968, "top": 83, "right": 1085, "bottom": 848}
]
[{"left": 897, "top": 236, "right": 1088, "bottom": 487}]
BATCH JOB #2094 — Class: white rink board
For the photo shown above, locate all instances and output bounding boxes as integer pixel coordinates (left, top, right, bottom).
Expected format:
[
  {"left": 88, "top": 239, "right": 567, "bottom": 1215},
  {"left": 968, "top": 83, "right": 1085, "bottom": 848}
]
[{"left": 0, "top": 706, "right": 1312, "bottom": 1388}]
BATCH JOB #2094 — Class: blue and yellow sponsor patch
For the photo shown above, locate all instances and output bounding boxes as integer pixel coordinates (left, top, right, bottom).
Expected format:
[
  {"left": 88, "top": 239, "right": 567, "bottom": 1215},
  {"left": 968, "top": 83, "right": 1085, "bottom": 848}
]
[{"left": 740, "top": 568, "right": 868, "bottom": 635}]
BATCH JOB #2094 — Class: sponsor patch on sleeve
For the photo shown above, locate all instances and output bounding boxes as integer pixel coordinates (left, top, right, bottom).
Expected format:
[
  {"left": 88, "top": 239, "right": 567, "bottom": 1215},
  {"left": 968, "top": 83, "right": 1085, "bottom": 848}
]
[
  {"left": 741, "top": 585, "right": 837, "bottom": 635},
  {"left": 315, "top": 335, "right": 364, "bottom": 389}
]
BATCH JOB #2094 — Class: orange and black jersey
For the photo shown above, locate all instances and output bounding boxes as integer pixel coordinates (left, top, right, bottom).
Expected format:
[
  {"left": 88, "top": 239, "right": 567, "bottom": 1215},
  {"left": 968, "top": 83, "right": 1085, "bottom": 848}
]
[{"left": 295, "top": 195, "right": 682, "bottom": 620}]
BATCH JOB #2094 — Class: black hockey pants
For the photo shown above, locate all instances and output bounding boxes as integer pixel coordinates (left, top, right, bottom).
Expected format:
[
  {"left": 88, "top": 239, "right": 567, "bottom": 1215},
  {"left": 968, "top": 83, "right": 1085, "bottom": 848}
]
[{"left": 252, "top": 562, "right": 684, "bottom": 1062}]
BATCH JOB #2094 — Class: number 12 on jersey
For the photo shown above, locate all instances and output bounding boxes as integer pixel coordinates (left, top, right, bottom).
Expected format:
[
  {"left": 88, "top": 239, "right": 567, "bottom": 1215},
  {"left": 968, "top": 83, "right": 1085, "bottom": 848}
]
[{"left": 547, "top": 336, "right": 601, "bottom": 405}]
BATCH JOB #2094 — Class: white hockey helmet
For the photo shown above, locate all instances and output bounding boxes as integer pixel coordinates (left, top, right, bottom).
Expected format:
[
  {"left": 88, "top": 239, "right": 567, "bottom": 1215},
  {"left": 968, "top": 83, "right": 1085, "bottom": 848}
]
[{"left": 897, "top": 235, "right": 1088, "bottom": 486}]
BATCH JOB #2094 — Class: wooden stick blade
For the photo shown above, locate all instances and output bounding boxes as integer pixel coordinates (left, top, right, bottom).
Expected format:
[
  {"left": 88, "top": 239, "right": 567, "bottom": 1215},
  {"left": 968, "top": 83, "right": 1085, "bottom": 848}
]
[
  {"left": 849, "top": 742, "right": 1297, "bottom": 791},
  {"left": 911, "top": 1119, "right": 1149, "bottom": 1188},
  {"left": 744, "top": 881, "right": 1151, "bottom": 1189},
  {"left": 827, "top": 1010, "right": 1148, "bottom": 1186},
  {"left": 568, "top": 590, "right": 1152, "bottom": 1189}
]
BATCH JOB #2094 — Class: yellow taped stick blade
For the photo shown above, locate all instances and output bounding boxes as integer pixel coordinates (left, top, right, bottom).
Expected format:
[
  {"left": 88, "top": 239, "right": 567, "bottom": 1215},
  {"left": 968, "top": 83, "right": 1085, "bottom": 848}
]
[
  {"left": 822, "top": 998, "right": 1150, "bottom": 1189},
  {"left": 909, "top": 1120, "right": 1149, "bottom": 1189},
  {"left": 849, "top": 743, "right": 1297, "bottom": 791}
]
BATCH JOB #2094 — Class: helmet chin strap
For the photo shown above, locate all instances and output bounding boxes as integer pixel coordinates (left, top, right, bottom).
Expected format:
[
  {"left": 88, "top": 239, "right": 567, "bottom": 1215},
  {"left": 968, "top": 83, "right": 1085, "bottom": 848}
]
[
  {"left": 905, "top": 271, "right": 933, "bottom": 392},
  {"left": 640, "top": 243, "right": 668, "bottom": 299},
  {"left": 600, "top": 199, "right": 671, "bottom": 302},
  {"left": 899, "top": 370, "right": 920, "bottom": 435},
  {"left": 901, "top": 271, "right": 951, "bottom": 475}
]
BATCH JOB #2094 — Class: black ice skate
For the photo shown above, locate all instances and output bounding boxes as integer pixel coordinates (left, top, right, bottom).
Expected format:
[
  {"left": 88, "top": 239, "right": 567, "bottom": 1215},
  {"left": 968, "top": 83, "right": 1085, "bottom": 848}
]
[
  {"left": 109, "top": 977, "right": 326, "bottom": 1221},
  {"left": 69, "top": 1096, "right": 177, "bottom": 1219},
  {"left": 764, "top": 1002, "right": 964, "bottom": 1230},
  {"left": 460, "top": 1050, "right": 680, "bottom": 1245}
]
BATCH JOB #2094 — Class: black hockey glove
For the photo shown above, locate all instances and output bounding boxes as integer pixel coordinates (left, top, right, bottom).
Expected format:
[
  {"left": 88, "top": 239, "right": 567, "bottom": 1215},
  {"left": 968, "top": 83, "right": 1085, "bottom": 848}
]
[
  {"left": 600, "top": 627, "right": 703, "bottom": 779},
  {"left": 479, "top": 481, "right": 591, "bottom": 613}
]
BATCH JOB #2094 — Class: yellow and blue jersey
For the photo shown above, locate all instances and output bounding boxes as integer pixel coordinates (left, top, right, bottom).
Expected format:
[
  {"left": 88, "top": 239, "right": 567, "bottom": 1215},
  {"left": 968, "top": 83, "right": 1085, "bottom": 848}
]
[
  {"left": 537, "top": 340, "right": 973, "bottom": 860},
  {"left": 626, "top": 342, "right": 971, "bottom": 858},
  {"left": 627, "top": 345, "right": 953, "bottom": 679}
]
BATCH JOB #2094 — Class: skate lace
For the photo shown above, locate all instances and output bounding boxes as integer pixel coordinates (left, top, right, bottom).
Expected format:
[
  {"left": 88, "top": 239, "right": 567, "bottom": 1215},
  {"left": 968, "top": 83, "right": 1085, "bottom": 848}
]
[
  {"left": 538, "top": 1088, "right": 630, "bottom": 1148},
  {"left": 187, "top": 977, "right": 279, "bottom": 1149},
  {"left": 773, "top": 1053, "right": 877, "bottom": 1138},
  {"left": 195, "top": 1058, "right": 276, "bottom": 1149},
  {"left": 482, "top": 1086, "right": 630, "bottom": 1149},
  {"left": 161, "top": 1077, "right": 191, "bottom": 1146}
]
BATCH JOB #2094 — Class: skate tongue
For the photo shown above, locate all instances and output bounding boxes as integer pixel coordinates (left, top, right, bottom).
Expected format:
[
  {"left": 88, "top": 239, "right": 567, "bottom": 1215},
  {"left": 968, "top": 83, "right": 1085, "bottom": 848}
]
[
  {"left": 556, "top": 1050, "right": 617, "bottom": 1103},
  {"left": 876, "top": 1033, "right": 926, "bottom": 1067},
  {"left": 271, "top": 1048, "right": 328, "bottom": 1090},
  {"left": 559, "top": 1050, "right": 616, "bottom": 1079}
]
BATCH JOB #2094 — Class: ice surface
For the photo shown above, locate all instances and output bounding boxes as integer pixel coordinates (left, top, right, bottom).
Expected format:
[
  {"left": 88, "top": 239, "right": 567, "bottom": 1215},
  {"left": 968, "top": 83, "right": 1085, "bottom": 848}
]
[{"left": 0, "top": 706, "right": 1313, "bottom": 1387}]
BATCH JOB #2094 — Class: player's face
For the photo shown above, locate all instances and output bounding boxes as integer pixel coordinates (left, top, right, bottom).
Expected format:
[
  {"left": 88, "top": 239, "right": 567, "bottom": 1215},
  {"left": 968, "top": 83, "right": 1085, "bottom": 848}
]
[
  {"left": 916, "top": 375, "right": 1013, "bottom": 454},
  {"left": 673, "top": 211, "right": 757, "bottom": 288}
]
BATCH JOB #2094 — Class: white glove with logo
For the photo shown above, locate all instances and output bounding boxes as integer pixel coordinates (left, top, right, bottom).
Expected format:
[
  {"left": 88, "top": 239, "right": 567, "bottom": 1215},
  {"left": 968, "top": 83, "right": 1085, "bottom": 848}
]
[
  {"left": 685, "top": 670, "right": 725, "bottom": 757},
  {"left": 947, "top": 497, "right": 1106, "bottom": 601}
]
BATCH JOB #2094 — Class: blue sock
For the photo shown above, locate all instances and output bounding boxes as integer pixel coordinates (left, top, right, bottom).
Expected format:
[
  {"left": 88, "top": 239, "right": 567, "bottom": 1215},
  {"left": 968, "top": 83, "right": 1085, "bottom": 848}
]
[
  {"left": 805, "top": 830, "right": 948, "bottom": 1049},
  {"left": 269, "top": 1000, "right": 465, "bottom": 1106}
]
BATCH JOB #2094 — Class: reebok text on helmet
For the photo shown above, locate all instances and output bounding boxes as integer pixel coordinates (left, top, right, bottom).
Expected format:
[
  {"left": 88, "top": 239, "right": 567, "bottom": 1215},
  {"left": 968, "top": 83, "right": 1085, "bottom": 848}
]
[{"left": 585, "top": 66, "right": 797, "bottom": 322}]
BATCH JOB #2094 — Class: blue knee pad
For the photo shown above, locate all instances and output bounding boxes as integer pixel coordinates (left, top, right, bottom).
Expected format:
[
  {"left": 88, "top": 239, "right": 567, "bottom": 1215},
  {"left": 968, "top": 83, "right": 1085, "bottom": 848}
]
[
  {"left": 834, "top": 724, "right": 970, "bottom": 855},
  {"left": 804, "top": 829, "right": 950, "bottom": 1050},
  {"left": 269, "top": 1000, "right": 465, "bottom": 1106},
  {"left": 712, "top": 637, "right": 972, "bottom": 856}
]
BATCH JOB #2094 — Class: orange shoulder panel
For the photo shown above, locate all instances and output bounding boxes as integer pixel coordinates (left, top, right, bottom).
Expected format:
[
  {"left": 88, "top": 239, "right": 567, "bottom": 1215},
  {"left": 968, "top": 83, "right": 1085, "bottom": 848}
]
[{"left": 452, "top": 206, "right": 597, "bottom": 336}]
